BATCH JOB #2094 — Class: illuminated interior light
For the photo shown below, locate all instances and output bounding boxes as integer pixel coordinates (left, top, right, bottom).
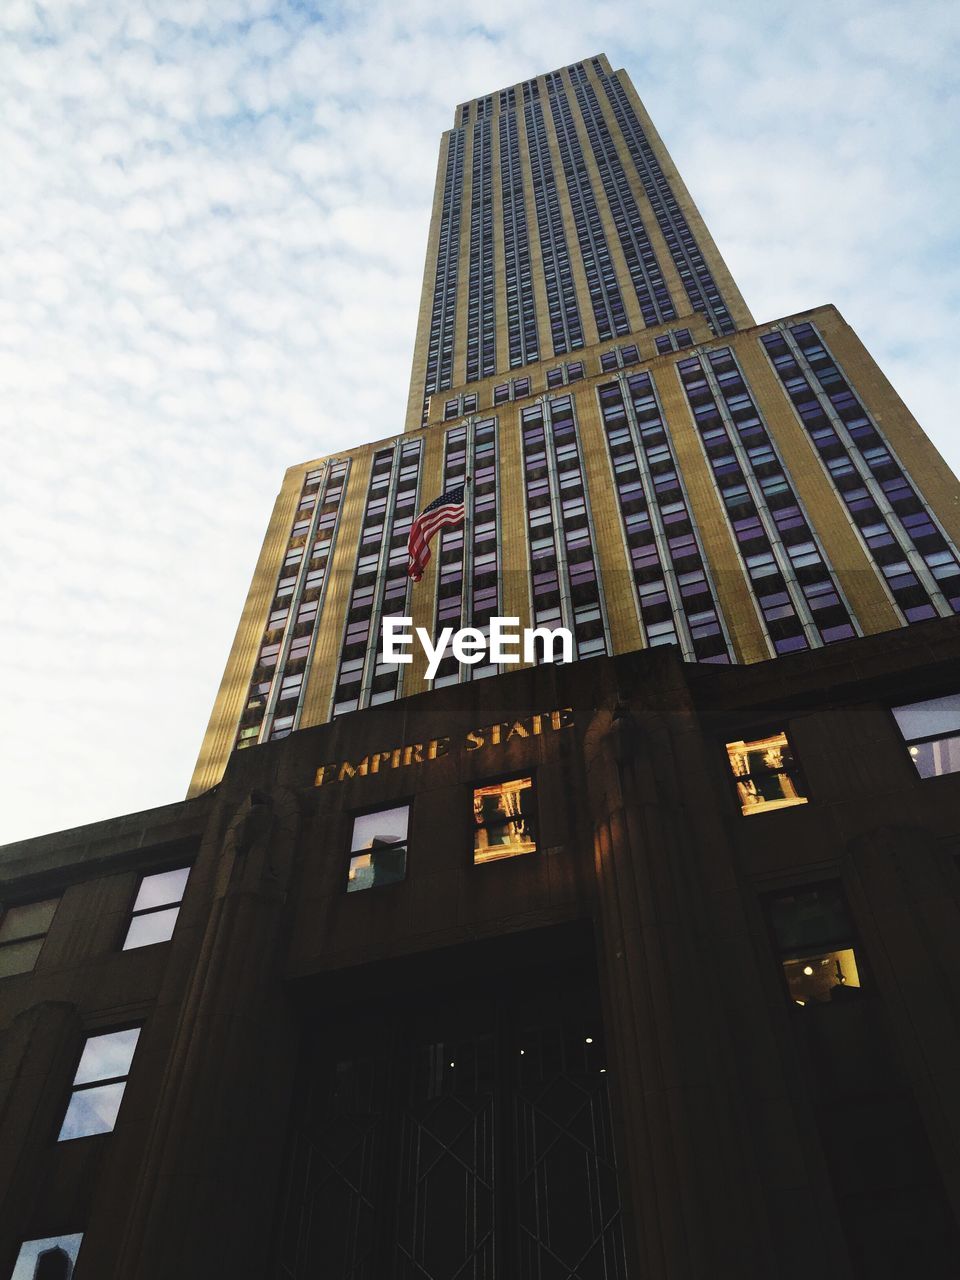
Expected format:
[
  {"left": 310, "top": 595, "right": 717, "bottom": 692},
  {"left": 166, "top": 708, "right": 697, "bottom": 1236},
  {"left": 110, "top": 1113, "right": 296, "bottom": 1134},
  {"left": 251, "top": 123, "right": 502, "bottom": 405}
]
[
  {"left": 803, "top": 965, "right": 814, "bottom": 976},
  {"left": 585, "top": 1037, "right": 593, "bottom": 1044}
]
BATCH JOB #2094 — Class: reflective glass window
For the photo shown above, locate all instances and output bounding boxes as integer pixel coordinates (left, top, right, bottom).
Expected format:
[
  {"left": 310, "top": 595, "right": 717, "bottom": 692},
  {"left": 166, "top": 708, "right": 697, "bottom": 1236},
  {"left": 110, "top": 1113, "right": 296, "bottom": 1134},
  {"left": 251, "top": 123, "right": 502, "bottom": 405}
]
[
  {"left": 892, "top": 693, "right": 960, "bottom": 778},
  {"left": 347, "top": 805, "right": 409, "bottom": 892},
  {"left": 9, "top": 1234, "right": 83, "bottom": 1279},
  {"left": 0, "top": 897, "right": 58, "bottom": 979},
  {"left": 473, "top": 777, "right": 537, "bottom": 863},
  {"left": 58, "top": 1027, "right": 141, "bottom": 1141},
  {"left": 122, "top": 866, "right": 190, "bottom": 950},
  {"left": 767, "top": 883, "right": 861, "bottom": 1006},
  {"left": 725, "top": 731, "right": 808, "bottom": 815}
]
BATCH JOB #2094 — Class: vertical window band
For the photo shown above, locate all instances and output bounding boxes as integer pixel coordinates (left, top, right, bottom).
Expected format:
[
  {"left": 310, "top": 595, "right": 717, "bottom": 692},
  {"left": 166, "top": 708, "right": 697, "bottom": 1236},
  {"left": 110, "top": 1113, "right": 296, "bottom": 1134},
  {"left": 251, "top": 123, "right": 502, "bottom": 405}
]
[
  {"left": 432, "top": 418, "right": 502, "bottom": 686},
  {"left": 499, "top": 107, "right": 540, "bottom": 368},
  {"left": 678, "top": 350, "right": 858, "bottom": 655},
  {"left": 762, "top": 322, "right": 960, "bottom": 622},
  {"left": 331, "top": 441, "right": 423, "bottom": 716},
  {"left": 237, "top": 458, "right": 350, "bottom": 749},
  {"left": 567, "top": 64, "right": 675, "bottom": 329},
  {"left": 545, "top": 71, "right": 629, "bottom": 343},
  {"left": 598, "top": 372, "right": 732, "bottom": 662},
  {"left": 521, "top": 394, "right": 611, "bottom": 660},
  {"left": 523, "top": 83, "right": 584, "bottom": 356},
  {"left": 466, "top": 116, "right": 496, "bottom": 383}
]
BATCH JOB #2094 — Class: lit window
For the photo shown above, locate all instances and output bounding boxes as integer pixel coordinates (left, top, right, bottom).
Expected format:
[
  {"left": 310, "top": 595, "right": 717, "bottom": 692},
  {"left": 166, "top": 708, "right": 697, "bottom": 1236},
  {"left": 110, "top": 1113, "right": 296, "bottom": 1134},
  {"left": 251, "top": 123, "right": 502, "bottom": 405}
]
[
  {"left": 473, "top": 777, "right": 537, "bottom": 863},
  {"left": 58, "top": 1027, "right": 140, "bottom": 1141},
  {"left": 122, "top": 867, "right": 190, "bottom": 950},
  {"left": 767, "top": 884, "right": 861, "bottom": 1006},
  {"left": 0, "top": 897, "right": 58, "bottom": 979},
  {"left": 725, "top": 731, "right": 808, "bottom": 815},
  {"left": 9, "top": 1234, "right": 83, "bottom": 1279},
  {"left": 891, "top": 693, "right": 960, "bottom": 778},
  {"left": 347, "top": 805, "right": 409, "bottom": 892}
]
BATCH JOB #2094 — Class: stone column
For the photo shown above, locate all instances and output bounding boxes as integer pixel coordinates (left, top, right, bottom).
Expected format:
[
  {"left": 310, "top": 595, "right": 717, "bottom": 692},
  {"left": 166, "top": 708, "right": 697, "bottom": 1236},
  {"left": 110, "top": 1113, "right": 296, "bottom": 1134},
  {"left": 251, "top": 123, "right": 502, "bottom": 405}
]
[
  {"left": 110, "top": 787, "right": 302, "bottom": 1279},
  {"left": 843, "top": 824, "right": 960, "bottom": 1218},
  {"left": 585, "top": 667, "right": 851, "bottom": 1279},
  {"left": 0, "top": 1000, "right": 81, "bottom": 1262}
]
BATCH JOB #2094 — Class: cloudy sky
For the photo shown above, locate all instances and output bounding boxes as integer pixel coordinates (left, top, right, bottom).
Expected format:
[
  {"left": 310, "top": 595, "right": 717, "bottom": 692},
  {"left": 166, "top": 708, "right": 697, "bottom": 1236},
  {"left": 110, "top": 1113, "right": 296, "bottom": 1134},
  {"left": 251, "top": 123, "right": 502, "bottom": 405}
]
[{"left": 2, "top": 0, "right": 958, "bottom": 843}]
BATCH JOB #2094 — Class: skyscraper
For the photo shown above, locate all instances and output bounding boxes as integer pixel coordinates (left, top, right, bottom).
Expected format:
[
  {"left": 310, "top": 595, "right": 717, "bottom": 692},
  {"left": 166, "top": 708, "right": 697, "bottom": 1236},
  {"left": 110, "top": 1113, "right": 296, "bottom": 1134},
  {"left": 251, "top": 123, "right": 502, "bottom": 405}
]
[
  {"left": 5, "top": 55, "right": 960, "bottom": 1280},
  {"left": 190, "top": 54, "right": 960, "bottom": 798}
]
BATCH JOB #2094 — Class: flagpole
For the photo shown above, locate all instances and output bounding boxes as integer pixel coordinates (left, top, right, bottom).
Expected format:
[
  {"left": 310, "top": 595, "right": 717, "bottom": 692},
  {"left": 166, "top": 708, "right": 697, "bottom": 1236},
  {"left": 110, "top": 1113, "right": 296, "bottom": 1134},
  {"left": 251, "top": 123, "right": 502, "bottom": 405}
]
[{"left": 462, "top": 470, "right": 472, "bottom": 646}]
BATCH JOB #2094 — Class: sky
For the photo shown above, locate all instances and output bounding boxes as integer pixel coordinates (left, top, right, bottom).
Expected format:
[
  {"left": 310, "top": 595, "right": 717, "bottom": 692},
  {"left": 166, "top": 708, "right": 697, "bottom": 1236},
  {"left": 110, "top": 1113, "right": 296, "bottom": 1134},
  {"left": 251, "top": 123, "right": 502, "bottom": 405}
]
[{"left": 1, "top": 0, "right": 958, "bottom": 844}]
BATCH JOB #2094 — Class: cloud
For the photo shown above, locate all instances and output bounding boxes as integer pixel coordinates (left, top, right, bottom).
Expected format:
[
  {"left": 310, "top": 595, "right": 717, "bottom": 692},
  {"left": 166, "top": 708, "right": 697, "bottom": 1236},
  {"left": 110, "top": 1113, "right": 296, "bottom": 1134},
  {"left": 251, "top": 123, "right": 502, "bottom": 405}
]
[{"left": 1, "top": 0, "right": 958, "bottom": 841}]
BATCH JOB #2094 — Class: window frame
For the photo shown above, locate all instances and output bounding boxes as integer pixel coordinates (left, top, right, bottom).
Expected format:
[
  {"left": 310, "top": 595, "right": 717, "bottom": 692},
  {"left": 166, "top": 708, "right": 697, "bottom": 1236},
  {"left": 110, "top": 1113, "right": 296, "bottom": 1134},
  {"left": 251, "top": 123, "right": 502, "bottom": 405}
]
[
  {"left": 8, "top": 1233, "right": 85, "bottom": 1278},
  {"left": 889, "top": 691, "right": 960, "bottom": 781},
  {"left": 723, "top": 727, "right": 810, "bottom": 817},
  {"left": 0, "top": 895, "right": 59, "bottom": 980},
  {"left": 120, "top": 864, "right": 192, "bottom": 952},
  {"left": 469, "top": 771, "right": 540, "bottom": 867},
  {"left": 56, "top": 1023, "right": 142, "bottom": 1143},
  {"left": 344, "top": 800, "right": 412, "bottom": 895},
  {"left": 762, "top": 880, "right": 865, "bottom": 1006}
]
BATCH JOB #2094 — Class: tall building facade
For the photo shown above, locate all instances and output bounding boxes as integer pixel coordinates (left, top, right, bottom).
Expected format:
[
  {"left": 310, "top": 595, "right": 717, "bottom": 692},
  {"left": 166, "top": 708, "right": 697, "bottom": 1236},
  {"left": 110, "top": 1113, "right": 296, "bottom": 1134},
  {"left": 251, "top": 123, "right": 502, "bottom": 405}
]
[
  {"left": 190, "top": 53, "right": 960, "bottom": 798},
  {"left": 4, "top": 53, "right": 960, "bottom": 1280}
]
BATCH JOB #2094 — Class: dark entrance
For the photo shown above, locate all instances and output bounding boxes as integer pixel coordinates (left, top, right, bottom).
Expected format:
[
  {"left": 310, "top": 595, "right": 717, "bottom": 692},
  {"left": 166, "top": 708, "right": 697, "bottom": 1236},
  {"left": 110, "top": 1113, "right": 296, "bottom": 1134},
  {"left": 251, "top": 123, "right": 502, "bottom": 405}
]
[{"left": 275, "top": 951, "right": 629, "bottom": 1280}]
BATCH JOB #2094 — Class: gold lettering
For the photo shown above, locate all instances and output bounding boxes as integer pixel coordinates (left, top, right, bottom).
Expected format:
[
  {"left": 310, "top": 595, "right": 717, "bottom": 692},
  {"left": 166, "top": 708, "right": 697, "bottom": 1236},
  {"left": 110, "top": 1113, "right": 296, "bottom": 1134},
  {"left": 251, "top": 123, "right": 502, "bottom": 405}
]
[
  {"left": 506, "top": 720, "right": 529, "bottom": 741},
  {"left": 489, "top": 722, "right": 503, "bottom": 745},
  {"left": 530, "top": 714, "right": 543, "bottom": 736},
  {"left": 314, "top": 763, "right": 336, "bottom": 787},
  {"left": 370, "top": 751, "right": 393, "bottom": 774},
  {"left": 391, "top": 748, "right": 403, "bottom": 768},
  {"left": 558, "top": 707, "right": 574, "bottom": 729},
  {"left": 464, "top": 729, "right": 485, "bottom": 751},
  {"left": 429, "top": 737, "right": 451, "bottom": 759},
  {"left": 338, "top": 761, "right": 357, "bottom": 781}
]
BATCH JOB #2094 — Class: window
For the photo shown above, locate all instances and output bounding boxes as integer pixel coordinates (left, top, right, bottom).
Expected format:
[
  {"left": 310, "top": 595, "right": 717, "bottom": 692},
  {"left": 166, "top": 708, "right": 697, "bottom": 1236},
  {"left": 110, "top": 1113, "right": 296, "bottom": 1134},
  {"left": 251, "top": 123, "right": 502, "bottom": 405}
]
[
  {"left": 8, "top": 1235, "right": 83, "bottom": 1279},
  {"left": 347, "top": 804, "right": 409, "bottom": 892},
  {"left": 473, "top": 777, "right": 537, "bottom": 863},
  {"left": 122, "top": 866, "right": 190, "bottom": 950},
  {"left": 892, "top": 694, "right": 960, "bottom": 778},
  {"left": 767, "top": 883, "right": 861, "bottom": 1006},
  {"left": 725, "top": 731, "right": 808, "bottom": 815},
  {"left": 58, "top": 1027, "right": 140, "bottom": 1141},
  {"left": 0, "top": 897, "right": 58, "bottom": 979}
]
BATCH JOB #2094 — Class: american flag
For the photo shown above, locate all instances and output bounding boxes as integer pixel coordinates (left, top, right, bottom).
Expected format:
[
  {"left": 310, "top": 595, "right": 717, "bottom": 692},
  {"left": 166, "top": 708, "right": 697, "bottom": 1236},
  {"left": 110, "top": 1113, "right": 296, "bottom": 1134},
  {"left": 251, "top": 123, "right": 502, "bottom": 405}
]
[{"left": 407, "top": 483, "right": 466, "bottom": 582}]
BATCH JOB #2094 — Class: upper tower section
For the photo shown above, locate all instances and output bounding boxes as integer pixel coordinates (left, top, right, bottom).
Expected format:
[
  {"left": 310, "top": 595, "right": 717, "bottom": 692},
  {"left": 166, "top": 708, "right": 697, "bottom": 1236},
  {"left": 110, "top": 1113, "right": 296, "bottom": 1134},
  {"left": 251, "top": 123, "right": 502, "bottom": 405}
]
[{"left": 404, "top": 53, "right": 754, "bottom": 432}]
